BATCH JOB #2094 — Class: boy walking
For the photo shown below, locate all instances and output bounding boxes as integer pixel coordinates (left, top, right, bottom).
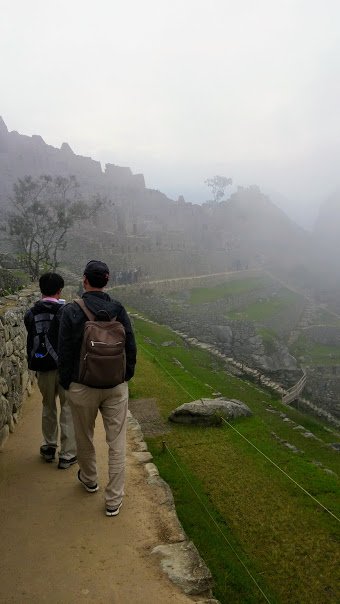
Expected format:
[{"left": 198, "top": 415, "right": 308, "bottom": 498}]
[{"left": 25, "top": 272, "right": 77, "bottom": 469}]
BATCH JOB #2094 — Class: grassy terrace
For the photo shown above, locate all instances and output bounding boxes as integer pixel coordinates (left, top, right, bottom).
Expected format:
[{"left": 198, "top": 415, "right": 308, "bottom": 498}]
[
  {"left": 227, "top": 287, "right": 303, "bottom": 322},
  {"left": 186, "top": 277, "right": 268, "bottom": 305},
  {"left": 292, "top": 334, "right": 340, "bottom": 365},
  {"left": 130, "top": 317, "right": 340, "bottom": 604}
]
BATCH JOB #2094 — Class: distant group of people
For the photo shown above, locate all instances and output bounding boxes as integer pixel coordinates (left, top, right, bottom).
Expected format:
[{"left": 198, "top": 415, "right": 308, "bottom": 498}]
[
  {"left": 24, "top": 261, "right": 137, "bottom": 516},
  {"left": 111, "top": 267, "right": 142, "bottom": 285}
]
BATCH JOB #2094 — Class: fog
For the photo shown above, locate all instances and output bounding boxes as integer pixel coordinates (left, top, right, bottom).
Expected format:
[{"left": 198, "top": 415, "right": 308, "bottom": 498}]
[{"left": 1, "top": 0, "right": 339, "bottom": 227}]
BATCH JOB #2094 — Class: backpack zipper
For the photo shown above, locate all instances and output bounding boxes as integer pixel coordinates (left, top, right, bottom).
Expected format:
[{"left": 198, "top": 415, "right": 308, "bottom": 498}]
[{"left": 90, "top": 340, "right": 123, "bottom": 346}]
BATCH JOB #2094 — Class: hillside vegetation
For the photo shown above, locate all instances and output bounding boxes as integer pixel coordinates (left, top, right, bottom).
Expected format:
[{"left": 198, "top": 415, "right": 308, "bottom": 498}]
[
  {"left": 130, "top": 317, "right": 340, "bottom": 604},
  {"left": 186, "top": 277, "right": 266, "bottom": 304}
]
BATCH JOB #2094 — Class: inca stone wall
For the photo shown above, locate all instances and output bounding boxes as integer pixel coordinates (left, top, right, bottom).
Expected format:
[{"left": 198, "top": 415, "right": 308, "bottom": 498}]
[
  {"left": 0, "top": 286, "right": 38, "bottom": 450},
  {"left": 115, "top": 284, "right": 297, "bottom": 374},
  {"left": 303, "top": 367, "right": 340, "bottom": 419}
]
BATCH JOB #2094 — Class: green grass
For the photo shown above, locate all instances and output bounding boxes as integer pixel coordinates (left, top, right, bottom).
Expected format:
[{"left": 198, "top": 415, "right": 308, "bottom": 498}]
[
  {"left": 227, "top": 288, "right": 303, "bottom": 322},
  {"left": 150, "top": 446, "right": 276, "bottom": 603},
  {"left": 258, "top": 327, "right": 276, "bottom": 342},
  {"left": 130, "top": 318, "right": 340, "bottom": 604},
  {"left": 188, "top": 277, "right": 267, "bottom": 304},
  {"left": 292, "top": 334, "right": 340, "bottom": 365}
]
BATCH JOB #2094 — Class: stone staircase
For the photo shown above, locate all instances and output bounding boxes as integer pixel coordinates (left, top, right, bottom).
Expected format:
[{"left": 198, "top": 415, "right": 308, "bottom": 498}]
[{"left": 288, "top": 297, "right": 318, "bottom": 347}]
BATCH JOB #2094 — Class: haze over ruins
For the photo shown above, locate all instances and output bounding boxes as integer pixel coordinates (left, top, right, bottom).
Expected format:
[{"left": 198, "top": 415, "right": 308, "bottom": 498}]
[{"left": 0, "top": 116, "right": 339, "bottom": 296}]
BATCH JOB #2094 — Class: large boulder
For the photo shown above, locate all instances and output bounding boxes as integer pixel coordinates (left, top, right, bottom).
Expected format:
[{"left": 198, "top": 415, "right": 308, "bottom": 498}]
[{"left": 169, "top": 397, "right": 252, "bottom": 426}]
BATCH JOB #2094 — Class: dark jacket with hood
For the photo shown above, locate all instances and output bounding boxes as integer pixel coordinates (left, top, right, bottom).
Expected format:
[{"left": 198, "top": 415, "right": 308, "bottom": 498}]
[
  {"left": 24, "top": 299, "right": 63, "bottom": 370},
  {"left": 58, "top": 291, "right": 137, "bottom": 390}
]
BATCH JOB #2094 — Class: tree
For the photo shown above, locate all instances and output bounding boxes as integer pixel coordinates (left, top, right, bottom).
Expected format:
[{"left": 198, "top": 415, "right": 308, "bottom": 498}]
[
  {"left": 204, "top": 175, "right": 232, "bottom": 204},
  {"left": 7, "top": 175, "right": 104, "bottom": 280}
]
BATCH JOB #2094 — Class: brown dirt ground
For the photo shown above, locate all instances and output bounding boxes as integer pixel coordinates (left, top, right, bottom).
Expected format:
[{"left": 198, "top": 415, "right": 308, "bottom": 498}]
[
  {"left": 0, "top": 389, "right": 196, "bottom": 604},
  {"left": 128, "top": 398, "right": 171, "bottom": 437}
]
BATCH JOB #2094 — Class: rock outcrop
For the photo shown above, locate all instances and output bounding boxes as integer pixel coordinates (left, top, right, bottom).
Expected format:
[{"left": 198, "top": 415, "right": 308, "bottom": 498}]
[{"left": 169, "top": 398, "right": 252, "bottom": 426}]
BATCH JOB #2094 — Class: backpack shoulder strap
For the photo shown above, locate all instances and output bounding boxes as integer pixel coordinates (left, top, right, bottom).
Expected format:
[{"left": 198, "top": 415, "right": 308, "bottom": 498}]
[{"left": 74, "top": 298, "right": 96, "bottom": 321}]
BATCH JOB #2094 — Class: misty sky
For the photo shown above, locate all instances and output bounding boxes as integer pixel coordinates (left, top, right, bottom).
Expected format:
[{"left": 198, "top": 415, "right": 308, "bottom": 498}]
[{"left": 1, "top": 0, "right": 339, "bottom": 227}]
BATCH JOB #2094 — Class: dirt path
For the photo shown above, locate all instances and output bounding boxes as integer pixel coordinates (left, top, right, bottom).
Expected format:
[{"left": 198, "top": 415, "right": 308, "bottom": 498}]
[{"left": 0, "top": 389, "right": 196, "bottom": 604}]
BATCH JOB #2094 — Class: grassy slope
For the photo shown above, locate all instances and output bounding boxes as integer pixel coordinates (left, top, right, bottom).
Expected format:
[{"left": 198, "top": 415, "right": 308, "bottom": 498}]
[
  {"left": 187, "top": 277, "right": 267, "bottom": 304},
  {"left": 130, "top": 318, "right": 340, "bottom": 604},
  {"left": 227, "top": 288, "right": 303, "bottom": 322},
  {"left": 292, "top": 334, "right": 340, "bottom": 365}
]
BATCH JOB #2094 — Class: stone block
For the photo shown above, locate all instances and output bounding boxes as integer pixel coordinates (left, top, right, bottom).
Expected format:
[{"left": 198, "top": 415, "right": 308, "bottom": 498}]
[
  {"left": 129, "top": 424, "right": 144, "bottom": 442},
  {"left": 145, "top": 462, "right": 159, "bottom": 478},
  {"left": 0, "top": 377, "right": 8, "bottom": 394},
  {"left": 134, "top": 440, "right": 148, "bottom": 452},
  {"left": 131, "top": 451, "right": 153, "bottom": 464},
  {"left": 5, "top": 311, "right": 18, "bottom": 327},
  {"left": 152, "top": 541, "right": 213, "bottom": 595},
  {"left": 14, "top": 335, "right": 23, "bottom": 349},
  {"left": 10, "top": 370, "right": 21, "bottom": 391},
  {"left": 5, "top": 340, "right": 13, "bottom": 356}
]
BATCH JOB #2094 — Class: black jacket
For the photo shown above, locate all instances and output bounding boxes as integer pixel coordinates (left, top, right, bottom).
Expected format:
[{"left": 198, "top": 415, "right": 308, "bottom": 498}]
[{"left": 58, "top": 291, "right": 137, "bottom": 390}]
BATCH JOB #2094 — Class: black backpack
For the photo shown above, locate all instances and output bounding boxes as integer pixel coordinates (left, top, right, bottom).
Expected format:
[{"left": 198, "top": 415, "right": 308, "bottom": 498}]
[{"left": 27, "top": 304, "right": 61, "bottom": 372}]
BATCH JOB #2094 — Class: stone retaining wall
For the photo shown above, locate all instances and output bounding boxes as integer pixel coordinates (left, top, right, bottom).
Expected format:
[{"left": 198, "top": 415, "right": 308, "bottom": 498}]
[
  {"left": 0, "top": 286, "right": 38, "bottom": 450},
  {"left": 117, "top": 288, "right": 297, "bottom": 374},
  {"left": 303, "top": 367, "right": 340, "bottom": 420}
]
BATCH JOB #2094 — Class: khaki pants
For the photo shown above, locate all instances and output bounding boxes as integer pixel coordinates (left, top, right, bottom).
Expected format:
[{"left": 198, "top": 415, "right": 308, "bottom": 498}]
[
  {"left": 37, "top": 370, "right": 76, "bottom": 460},
  {"left": 67, "top": 381, "right": 129, "bottom": 508}
]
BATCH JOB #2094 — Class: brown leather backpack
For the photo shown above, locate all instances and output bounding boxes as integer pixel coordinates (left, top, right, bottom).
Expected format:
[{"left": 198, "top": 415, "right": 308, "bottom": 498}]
[{"left": 75, "top": 299, "right": 126, "bottom": 388}]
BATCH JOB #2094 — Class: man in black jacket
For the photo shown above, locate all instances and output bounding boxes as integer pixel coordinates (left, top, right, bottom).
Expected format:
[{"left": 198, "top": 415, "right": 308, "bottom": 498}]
[
  {"left": 25, "top": 272, "right": 77, "bottom": 468},
  {"left": 58, "top": 260, "right": 137, "bottom": 517}
]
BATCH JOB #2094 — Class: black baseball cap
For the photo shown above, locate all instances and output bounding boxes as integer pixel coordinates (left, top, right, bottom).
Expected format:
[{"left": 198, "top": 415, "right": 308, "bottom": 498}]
[{"left": 84, "top": 260, "right": 110, "bottom": 282}]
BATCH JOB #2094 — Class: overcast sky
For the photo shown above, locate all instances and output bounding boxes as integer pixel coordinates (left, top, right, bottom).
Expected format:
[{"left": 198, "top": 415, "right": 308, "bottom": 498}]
[{"left": 1, "top": 0, "right": 339, "bottom": 227}]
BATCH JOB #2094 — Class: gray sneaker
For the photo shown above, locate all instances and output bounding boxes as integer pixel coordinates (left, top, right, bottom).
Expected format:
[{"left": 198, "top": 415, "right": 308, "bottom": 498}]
[
  {"left": 106, "top": 502, "right": 122, "bottom": 517},
  {"left": 77, "top": 469, "right": 99, "bottom": 493},
  {"left": 58, "top": 456, "right": 77, "bottom": 469}
]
